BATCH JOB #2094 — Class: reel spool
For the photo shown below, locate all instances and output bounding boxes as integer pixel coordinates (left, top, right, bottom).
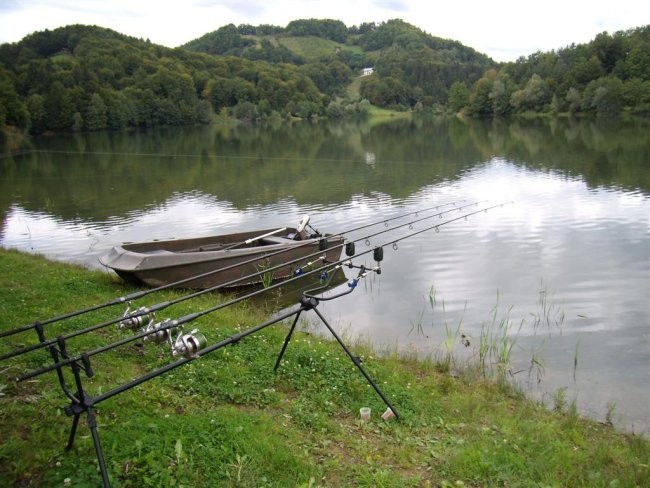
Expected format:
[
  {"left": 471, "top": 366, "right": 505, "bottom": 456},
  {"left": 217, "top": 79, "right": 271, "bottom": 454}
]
[{"left": 172, "top": 329, "right": 207, "bottom": 358}]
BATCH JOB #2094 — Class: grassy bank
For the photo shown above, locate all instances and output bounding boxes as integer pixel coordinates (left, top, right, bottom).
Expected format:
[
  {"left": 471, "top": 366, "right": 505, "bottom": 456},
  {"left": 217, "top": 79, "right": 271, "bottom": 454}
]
[{"left": 0, "top": 249, "right": 648, "bottom": 487}]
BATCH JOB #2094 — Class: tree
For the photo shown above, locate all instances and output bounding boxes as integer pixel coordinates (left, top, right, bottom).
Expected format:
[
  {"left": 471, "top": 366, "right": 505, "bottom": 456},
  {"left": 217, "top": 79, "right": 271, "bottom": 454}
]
[
  {"left": 0, "top": 77, "right": 29, "bottom": 128},
  {"left": 85, "top": 93, "right": 108, "bottom": 130},
  {"left": 510, "top": 74, "right": 550, "bottom": 113},
  {"left": 565, "top": 87, "right": 582, "bottom": 114},
  {"left": 467, "top": 76, "right": 494, "bottom": 117},
  {"left": 582, "top": 76, "right": 624, "bottom": 117},
  {"left": 26, "top": 94, "right": 46, "bottom": 132},
  {"left": 44, "top": 81, "right": 77, "bottom": 130},
  {"left": 233, "top": 101, "right": 259, "bottom": 121},
  {"left": 490, "top": 79, "right": 511, "bottom": 116},
  {"left": 448, "top": 81, "right": 469, "bottom": 112}
]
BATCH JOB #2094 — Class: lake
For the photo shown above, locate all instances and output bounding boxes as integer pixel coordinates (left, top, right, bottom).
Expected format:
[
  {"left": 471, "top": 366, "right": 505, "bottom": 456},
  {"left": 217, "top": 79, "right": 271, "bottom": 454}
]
[{"left": 1, "top": 115, "right": 649, "bottom": 434}]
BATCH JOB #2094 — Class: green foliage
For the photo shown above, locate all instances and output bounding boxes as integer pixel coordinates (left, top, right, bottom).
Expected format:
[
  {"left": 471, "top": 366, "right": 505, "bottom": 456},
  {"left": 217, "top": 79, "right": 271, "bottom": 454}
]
[
  {"left": 182, "top": 24, "right": 255, "bottom": 55},
  {"left": 510, "top": 74, "right": 551, "bottom": 113},
  {"left": 462, "top": 25, "right": 650, "bottom": 118},
  {"left": 448, "top": 81, "right": 470, "bottom": 113},
  {"left": 85, "top": 92, "right": 107, "bottom": 130},
  {"left": 286, "top": 19, "right": 348, "bottom": 43},
  {"left": 467, "top": 74, "right": 495, "bottom": 117},
  {"left": 183, "top": 18, "right": 493, "bottom": 111},
  {"left": 3, "top": 20, "right": 649, "bottom": 131},
  {"left": 0, "top": 24, "right": 338, "bottom": 132},
  {"left": 360, "top": 74, "right": 413, "bottom": 109},
  {"left": 0, "top": 74, "right": 29, "bottom": 128}
]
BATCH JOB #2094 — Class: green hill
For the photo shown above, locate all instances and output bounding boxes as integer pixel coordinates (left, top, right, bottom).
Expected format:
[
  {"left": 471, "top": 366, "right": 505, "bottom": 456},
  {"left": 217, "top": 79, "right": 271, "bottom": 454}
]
[
  {"left": 0, "top": 24, "right": 328, "bottom": 133},
  {"left": 1, "top": 19, "right": 648, "bottom": 134},
  {"left": 182, "top": 19, "right": 494, "bottom": 106}
]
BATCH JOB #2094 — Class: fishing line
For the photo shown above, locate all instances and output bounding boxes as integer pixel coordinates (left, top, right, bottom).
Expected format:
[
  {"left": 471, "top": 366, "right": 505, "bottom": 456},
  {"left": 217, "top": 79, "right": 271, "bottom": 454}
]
[
  {"left": 0, "top": 199, "right": 469, "bottom": 341},
  {"left": 17, "top": 201, "right": 511, "bottom": 382},
  {"left": 1, "top": 148, "right": 469, "bottom": 167}
]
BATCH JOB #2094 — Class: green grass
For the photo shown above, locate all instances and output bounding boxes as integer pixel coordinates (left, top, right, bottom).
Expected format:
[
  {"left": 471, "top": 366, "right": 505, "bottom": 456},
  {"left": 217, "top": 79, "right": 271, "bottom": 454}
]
[
  {"left": 1, "top": 249, "right": 648, "bottom": 487},
  {"left": 346, "top": 76, "right": 363, "bottom": 100},
  {"left": 272, "top": 36, "right": 351, "bottom": 62}
]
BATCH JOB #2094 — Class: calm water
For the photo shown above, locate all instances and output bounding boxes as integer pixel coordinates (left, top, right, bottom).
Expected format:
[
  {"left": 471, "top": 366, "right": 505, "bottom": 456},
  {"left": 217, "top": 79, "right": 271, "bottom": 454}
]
[{"left": 1, "top": 116, "right": 649, "bottom": 433}]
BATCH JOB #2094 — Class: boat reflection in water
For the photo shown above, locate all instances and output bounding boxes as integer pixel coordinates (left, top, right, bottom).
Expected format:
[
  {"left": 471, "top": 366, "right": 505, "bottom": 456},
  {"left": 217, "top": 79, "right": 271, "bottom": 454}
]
[{"left": 246, "top": 265, "right": 349, "bottom": 312}]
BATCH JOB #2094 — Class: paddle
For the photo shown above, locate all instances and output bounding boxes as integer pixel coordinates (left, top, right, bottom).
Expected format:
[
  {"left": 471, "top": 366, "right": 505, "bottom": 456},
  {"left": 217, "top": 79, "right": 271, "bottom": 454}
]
[{"left": 221, "top": 227, "right": 288, "bottom": 250}]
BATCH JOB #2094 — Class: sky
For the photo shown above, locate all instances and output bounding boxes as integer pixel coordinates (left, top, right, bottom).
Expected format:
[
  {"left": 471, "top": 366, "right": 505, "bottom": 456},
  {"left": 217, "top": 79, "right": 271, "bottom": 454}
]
[{"left": 0, "top": 0, "right": 649, "bottom": 62}]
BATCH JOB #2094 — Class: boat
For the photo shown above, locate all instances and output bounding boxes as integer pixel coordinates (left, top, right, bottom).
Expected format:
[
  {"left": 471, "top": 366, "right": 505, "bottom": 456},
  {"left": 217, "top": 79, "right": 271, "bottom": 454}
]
[{"left": 99, "top": 217, "right": 345, "bottom": 289}]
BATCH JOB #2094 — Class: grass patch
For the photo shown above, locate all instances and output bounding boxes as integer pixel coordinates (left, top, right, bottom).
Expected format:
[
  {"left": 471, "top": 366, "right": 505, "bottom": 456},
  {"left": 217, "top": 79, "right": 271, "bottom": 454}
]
[
  {"left": 367, "top": 104, "right": 411, "bottom": 119},
  {"left": 346, "top": 76, "right": 363, "bottom": 100},
  {"left": 0, "top": 249, "right": 648, "bottom": 486},
  {"left": 272, "top": 36, "right": 355, "bottom": 62}
]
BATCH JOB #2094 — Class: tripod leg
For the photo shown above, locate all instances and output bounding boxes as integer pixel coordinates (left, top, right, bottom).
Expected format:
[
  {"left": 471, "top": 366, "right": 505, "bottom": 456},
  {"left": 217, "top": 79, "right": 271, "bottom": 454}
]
[
  {"left": 86, "top": 406, "right": 111, "bottom": 488},
  {"left": 66, "top": 413, "right": 81, "bottom": 450},
  {"left": 311, "top": 307, "right": 400, "bottom": 420},
  {"left": 274, "top": 310, "right": 302, "bottom": 371}
]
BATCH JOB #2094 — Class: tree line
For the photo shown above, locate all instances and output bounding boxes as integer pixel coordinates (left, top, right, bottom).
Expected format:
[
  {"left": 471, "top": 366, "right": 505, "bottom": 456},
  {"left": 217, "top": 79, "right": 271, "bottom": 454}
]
[
  {"left": 449, "top": 26, "right": 650, "bottom": 117},
  {"left": 1, "top": 20, "right": 648, "bottom": 135},
  {"left": 0, "top": 25, "right": 354, "bottom": 133}
]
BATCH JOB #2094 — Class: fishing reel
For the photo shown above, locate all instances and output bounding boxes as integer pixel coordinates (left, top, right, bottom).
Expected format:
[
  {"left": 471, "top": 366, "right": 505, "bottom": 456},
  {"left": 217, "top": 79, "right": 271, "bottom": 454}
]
[
  {"left": 142, "top": 318, "right": 178, "bottom": 344},
  {"left": 140, "top": 319, "right": 207, "bottom": 358},
  {"left": 120, "top": 305, "right": 154, "bottom": 331},
  {"left": 171, "top": 329, "right": 207, "bottom": 358}
]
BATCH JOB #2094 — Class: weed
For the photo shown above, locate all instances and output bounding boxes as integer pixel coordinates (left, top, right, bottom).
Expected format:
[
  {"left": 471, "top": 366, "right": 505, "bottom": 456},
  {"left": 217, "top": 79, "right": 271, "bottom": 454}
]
[
  {"left": 530, "top": 280, "right": 565, "bottom": 335},
  {"left": 573, "top": 339, "right": 580, "bottom": 382},
  {"left": 227, "top": 453, "right": 250, "bottom": 484},
  {"left": 606, "top": 402, "right": 617, "bottom": 427},
  {"left": 256, "top": 258, "right": 274, "bottom": 289},
  {"left": 442, "top": 301, "right": 466, "bottom": 369},
  {"left": 553, "top": 387, "right": 568, "bottom": 412},
  {"left": 476, "top": 292, "right": 522, "bottom": 380}
]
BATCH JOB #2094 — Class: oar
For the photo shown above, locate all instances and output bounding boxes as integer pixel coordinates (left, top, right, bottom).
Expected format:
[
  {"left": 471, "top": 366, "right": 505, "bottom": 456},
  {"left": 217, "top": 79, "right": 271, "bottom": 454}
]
[
  {"left": 181, "top": 227, "right": 288, "bottom": 253},
  {"left": 222, "top": 227, "right": 288, "bottom": 251}
]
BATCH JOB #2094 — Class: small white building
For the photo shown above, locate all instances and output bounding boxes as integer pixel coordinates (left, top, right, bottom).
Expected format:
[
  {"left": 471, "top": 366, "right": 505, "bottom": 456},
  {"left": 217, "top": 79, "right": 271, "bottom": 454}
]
[{"left": 361, "top": 67, "right": 374, "bottom": 76}]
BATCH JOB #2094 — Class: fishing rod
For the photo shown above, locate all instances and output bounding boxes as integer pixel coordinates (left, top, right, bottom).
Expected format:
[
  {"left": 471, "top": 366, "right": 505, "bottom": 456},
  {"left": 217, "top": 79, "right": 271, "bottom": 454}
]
[
  {"left": 46, "top": 260, "right": 393, "bottom": 488},
  {"left": 0, "top": 199, "right": 467, "bottom": 341},
  {"left": 12, "top": 201, "right": 511, "bottom": 488},
  {"left": 17, "top": 201, "right": 511, "bottom": 382},
  {"left": 1, "top": 201, "right": 482, "bottom": 362}
]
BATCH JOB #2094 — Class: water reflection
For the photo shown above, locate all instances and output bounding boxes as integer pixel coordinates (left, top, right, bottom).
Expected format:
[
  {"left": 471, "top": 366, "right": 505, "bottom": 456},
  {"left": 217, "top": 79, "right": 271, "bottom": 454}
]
[{"left": 1, "top": 117, "right": 649, "bottom": 434}]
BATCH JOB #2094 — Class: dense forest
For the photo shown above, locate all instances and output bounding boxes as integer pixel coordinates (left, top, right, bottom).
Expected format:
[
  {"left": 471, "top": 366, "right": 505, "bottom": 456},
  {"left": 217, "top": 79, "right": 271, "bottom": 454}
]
[
  {"left": 0, "top": 19, "right": 648, "bottom": 134},
  {"left": 455, "top": 26, "right": 650, "bottom": 118}
]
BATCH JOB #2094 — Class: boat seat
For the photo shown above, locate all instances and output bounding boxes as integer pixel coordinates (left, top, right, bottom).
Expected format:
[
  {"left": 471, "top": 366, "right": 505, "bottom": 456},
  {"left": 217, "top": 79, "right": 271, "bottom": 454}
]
[{"left": 261, "top": 236, "right": 297, "bottom": 245}]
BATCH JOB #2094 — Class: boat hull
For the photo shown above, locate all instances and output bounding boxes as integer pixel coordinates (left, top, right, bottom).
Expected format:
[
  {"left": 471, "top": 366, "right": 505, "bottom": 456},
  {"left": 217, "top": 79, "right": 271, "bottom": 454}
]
[{"left": 99, "top": 228, "right": 344, "bottom": 289}]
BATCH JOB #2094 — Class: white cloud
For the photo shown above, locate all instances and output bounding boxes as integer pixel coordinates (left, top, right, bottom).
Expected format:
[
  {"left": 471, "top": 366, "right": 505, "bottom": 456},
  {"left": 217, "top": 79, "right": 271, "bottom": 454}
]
[{"left": 0, "top": 0, "right": 648, "bottom": 61}]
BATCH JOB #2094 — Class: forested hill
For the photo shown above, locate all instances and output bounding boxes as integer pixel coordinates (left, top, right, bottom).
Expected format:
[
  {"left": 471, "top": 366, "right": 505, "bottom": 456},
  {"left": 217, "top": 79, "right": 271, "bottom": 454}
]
[
  {"left": 0, "top": 20, "right": 494, "bottom": 134},
  {"left": 0, "top": 20, "right": 649, "bottom": 135},
  {"left": 183, "top": 19, "right": 494, "bottom": 107},
  {"left": 0, "top": 24, "right": 333, "bottom": 133}
]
